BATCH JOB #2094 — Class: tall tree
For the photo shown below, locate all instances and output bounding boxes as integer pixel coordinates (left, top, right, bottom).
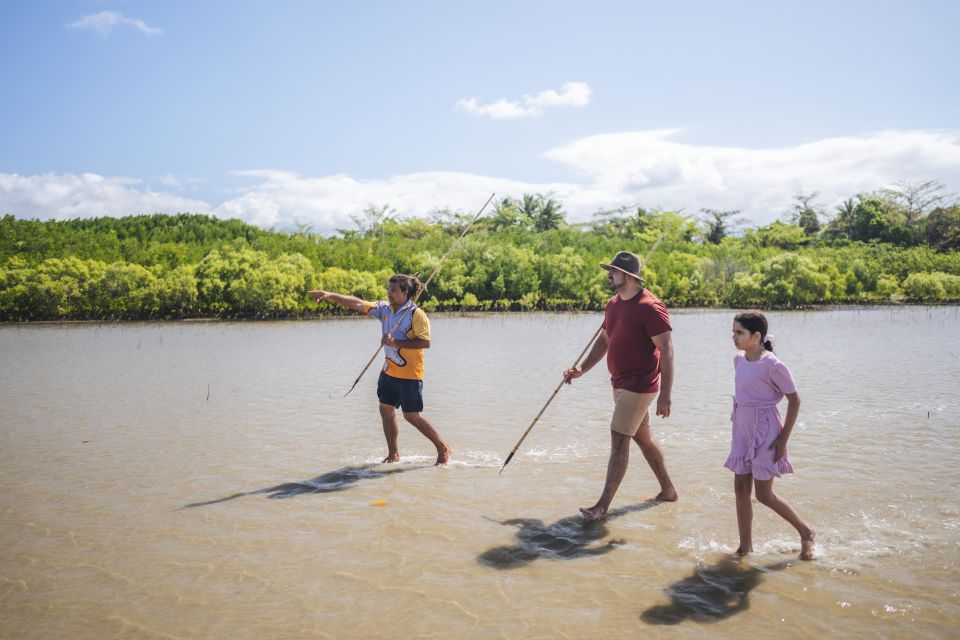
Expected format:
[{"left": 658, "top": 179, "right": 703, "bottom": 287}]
[
  {"left": 788, "top": 191, "right": 825, "bottom": 236},
  {"left": 700, "top": 208, "right": 745, "bottom": 244},
  {"left": 881, "top": 180, "right": 954, "bottom": 227},
  {"left": 486, "top": 197, "right": 525, "bottom": 231},
  {"left": 925, "top": 205, "right": 960, "bottom": 251},
  {"left": 349, "top": 204, "right": 396, "bottom": 239},
  {"left": 530, "top": 194, "right": 565, "bottom": 232}
]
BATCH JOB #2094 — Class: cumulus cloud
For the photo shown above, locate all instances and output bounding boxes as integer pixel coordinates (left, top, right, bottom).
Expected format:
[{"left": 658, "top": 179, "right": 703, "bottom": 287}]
[
  {"left": 217, "top": 170, "right": 573, "bottom": 230},
  {"left": 218, "top": 129, "right": 960, "bottom": 230},
  {"left": 542, "top": 128, "right": 960, "bottom": 223},
  {"left": 66, "top": 11, "right": 163, "bottom": 37},
  {"left": 3, "top": 129, "right": 958, "bottom": 233},
  {"left": 0, "top": 172, "right": 209, "bottom": 220},
  {"left": 456, "top": 82, "right": 592, "bottom": 119}
]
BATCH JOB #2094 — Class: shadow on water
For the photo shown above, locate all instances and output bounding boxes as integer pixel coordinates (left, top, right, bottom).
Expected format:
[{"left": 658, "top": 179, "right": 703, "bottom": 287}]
[
  {"left": 179, "top": 464, "right": 427, "bottom": 509},
  {"left": 640, "top": 556, "right": 793, "bottom": 624},
  {"left": 477, "top": 500, "right": 661, "bottom": 569}
]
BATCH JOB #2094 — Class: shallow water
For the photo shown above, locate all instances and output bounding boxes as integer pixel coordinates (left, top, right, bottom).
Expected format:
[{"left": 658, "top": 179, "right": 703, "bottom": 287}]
[{"left": 1, "top": 308, "right": 958, "bottom": 639}]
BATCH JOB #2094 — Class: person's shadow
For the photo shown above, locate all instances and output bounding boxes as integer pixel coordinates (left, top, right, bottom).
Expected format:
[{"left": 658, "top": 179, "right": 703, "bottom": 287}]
[
  {"left": 477, "top": 501, "right": 661, "bottom": 569},
  {"left": 640, "top": 556, "right": 793, "bottom": 624},
  {"left": 179, "top": 464, "right": 426, "bottom": 508}
]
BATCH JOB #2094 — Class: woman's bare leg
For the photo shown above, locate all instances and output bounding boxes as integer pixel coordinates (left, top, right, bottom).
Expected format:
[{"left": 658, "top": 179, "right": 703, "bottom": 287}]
[{"left": 379, "top": 403, "right": 400, "bottom": 462}]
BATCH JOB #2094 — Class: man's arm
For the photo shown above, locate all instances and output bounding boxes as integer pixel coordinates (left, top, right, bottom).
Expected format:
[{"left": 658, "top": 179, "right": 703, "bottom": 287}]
[
  {"left": 382, "top": 335, "right": 430, "bottom": 349},
  {"left": 651, "top": 330, "right": 673, "bottom": 418},
  {"left": 308, "top": 290, "right": 369, "bottom": 314},
  {"left": 563, "top": 329, "right": 609, "bottom": 383}
]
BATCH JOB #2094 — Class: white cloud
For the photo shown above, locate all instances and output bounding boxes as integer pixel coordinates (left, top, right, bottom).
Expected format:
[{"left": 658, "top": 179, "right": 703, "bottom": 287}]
[
  {"left": 66, "top": 11, "right": 163, "bottom": 37},
  {"left": 3, "top": 129, "right": 958, "bottom": 233},
  {"left": 456, "top": 82, "right": 592, "bottom": 119},
  {"left": 216, "top": 171, "right": 572, "bottom": 230},
  {"left": 0, "top": 172, "right": 209, "bottom": 220},
  {"left": 542, "top": 128, "right": 960, "bottom": 223}
]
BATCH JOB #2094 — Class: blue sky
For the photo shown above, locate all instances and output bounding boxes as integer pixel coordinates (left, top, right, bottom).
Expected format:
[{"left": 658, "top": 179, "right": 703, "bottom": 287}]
[{"left": 2, "top": 1, "right": 959, "bottom": 232}]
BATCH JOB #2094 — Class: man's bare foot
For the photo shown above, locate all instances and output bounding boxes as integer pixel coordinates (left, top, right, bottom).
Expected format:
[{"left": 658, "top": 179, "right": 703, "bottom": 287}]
[
  {"left": 655, "top": 487, "right": 678, "bottom": 502},
  {"left": 579, "top": 505, "right": 607, "bottom": 521},
  {"left": 436, "top": 445, "right": 452, "bottom": 465},
  {"left": 383, "top": 453, "right": 400, "bottom": 463},
  {"left": 800, "top": 528, "right": 816, "bottom": 560}
]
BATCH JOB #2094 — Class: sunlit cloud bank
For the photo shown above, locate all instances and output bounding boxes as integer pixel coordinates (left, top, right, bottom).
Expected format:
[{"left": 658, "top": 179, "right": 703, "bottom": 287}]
[
  {"left": 2, "top": 129, "right": 958, "bottom": 234},
  {"left": 544, "top": 128, "right": 960, "bottom": 223},
  {"left": 217, "top": 170, "right": 574, "bottom": 230},
  {"left": 0, "top": 172, "right": 209, "bottom": 220},
  {"left": 456, "top": 82, "right": 592, "bottom": 119}
]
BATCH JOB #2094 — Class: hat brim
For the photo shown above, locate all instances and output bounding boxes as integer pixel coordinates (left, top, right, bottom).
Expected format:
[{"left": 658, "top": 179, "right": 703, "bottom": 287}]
[{"left": 601, "top": 263, "right": 645, "bottom": 282}]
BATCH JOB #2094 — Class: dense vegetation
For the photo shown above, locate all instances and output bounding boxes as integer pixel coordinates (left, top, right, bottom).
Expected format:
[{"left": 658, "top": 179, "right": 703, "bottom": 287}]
[{"left": 2, "top": 182, "right": 959, "bottom": 320}]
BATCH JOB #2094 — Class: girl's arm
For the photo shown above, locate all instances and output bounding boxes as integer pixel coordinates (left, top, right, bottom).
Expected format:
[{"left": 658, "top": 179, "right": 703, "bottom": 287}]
[{"left": 771, "top": 391, "right": 801, "bottom": 462}]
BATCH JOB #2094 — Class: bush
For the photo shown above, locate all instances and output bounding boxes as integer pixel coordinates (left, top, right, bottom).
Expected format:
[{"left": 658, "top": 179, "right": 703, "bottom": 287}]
[
  {"left": 874, "top": 274, "right": 901, "bottom": 300},
  {"left": 901, "top": 272, "right": 960, "bottom": 302}
]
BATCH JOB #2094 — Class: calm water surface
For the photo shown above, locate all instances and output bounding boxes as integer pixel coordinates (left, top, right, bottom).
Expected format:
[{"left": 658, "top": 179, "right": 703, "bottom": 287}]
[{"left": 1, "top": 308, "right": 958, "bottom": 639}]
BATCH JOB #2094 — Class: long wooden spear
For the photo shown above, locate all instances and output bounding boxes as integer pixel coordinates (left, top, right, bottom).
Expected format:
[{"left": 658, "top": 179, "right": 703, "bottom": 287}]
[
  {"left": 498, "top": 228, "right": 669, "bottom": 474},
  {"left": 343, "top": 192, "right": 496, "bottom": 397}
]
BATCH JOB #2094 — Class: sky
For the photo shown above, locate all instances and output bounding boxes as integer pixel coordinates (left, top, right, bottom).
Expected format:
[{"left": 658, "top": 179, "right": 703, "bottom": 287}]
[{"left": 1, "top": 0, "right": 959, "bottom": 233}]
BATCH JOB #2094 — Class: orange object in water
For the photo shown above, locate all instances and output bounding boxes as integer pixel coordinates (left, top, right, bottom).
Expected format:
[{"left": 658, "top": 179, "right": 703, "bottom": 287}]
[{"left": 370, "top": 500, "right": 388, "bottom": 507}]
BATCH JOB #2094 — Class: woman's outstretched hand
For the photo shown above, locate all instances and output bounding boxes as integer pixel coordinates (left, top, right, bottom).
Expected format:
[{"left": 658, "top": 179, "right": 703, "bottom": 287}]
[{"left": 307, "top": 290, "right": 330, "bottom": 304}]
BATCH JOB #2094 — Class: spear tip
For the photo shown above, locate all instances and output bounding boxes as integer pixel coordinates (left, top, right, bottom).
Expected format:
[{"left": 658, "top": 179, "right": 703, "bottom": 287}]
[{"left": 499, "top": 452, "right": 515, "bottom": 475}]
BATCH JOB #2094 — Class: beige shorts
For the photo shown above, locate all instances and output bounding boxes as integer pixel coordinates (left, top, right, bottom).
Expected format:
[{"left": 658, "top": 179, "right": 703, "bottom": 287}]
[{"left": 610, "top": 388, "right": 657, "bottom": 436}]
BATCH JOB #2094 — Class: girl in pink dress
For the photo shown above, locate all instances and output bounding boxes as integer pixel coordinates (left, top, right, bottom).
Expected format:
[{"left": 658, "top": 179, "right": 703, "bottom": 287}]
[{"left": 725, "top": 311, "right": 815, "bottom": 560}]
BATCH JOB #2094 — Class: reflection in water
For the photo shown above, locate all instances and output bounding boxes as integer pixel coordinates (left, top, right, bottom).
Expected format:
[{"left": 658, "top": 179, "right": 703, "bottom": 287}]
[
  {"left": 641, "top": 556, "right": 792, "bottom": 624},
  {"left": 180, "top": 464, "right": 424, "bottom": 508},
  {"left": 477, "top": 501, "right": 660, "bottom": 569}
]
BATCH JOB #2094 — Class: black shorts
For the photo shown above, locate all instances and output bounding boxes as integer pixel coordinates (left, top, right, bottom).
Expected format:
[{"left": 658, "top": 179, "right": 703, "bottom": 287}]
[{"left": 377, "top": 372, "right": 424, "bottom": 413}]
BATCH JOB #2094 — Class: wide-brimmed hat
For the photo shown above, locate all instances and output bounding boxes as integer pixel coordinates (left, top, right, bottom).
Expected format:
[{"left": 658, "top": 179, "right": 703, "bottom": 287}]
[{"left": 601, "top": 251, "right": 646, "bottom": 282}]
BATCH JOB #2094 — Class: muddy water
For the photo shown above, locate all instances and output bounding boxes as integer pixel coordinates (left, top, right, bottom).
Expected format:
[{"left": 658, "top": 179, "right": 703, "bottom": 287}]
[{"left": 1, "top": 308, "right": 958, "bottom": 639}]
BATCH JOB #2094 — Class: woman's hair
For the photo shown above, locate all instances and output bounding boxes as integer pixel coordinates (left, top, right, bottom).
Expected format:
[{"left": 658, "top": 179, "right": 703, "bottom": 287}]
[
  {"left": 388, "top": 273, "right": 423, "bottom": 301},
  {"left": 734, "top": 310, "right": 774, "bottom": 352}
]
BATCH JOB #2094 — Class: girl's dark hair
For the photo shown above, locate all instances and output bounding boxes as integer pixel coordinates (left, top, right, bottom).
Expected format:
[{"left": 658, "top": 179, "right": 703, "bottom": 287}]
[
  {"left": 734, "top": 310, "right": 774, "bottom": 352},
  {"left": 388, "top": 273, "right": 423, "bottom": 301}
]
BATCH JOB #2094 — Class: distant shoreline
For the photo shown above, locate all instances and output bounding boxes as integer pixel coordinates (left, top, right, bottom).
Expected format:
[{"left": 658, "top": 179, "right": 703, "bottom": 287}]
[{"left": 3, "top": 302, "right": 957, "bottom": 325}]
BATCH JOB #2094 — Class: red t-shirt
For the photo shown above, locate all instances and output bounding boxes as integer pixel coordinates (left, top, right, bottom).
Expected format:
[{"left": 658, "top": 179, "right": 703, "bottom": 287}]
[{"left": 602, "top": 289, "right": 672, "bottom": 393}]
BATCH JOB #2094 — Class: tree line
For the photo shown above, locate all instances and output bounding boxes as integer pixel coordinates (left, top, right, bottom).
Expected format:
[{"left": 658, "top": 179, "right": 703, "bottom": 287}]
[{"left": 1, "top": 181, "right": 959, "bottom": 320}]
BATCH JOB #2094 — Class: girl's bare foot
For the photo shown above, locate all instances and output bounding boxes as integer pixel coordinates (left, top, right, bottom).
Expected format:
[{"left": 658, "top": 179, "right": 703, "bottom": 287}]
[
  {"left": 383, "top": 453, "right": 400, "bottom": 463},
  {"left": 734, "top": 545, "right": 752, "bottom": 556},
  {"left": 579, "top": 505, "right": 607, "bottom": 521},
  {"left": 800, "top": 528, "right": 816, "bottom": 560}
]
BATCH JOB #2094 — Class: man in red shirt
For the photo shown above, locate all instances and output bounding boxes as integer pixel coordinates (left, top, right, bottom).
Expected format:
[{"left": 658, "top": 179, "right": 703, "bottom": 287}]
[{"left": 564, "top": 251, "right": 678, "bottom": 520}]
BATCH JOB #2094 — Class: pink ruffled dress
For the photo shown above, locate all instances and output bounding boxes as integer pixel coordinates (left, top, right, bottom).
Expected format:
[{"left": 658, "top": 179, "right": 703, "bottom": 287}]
[{"left": 723, "top": 352, "right": 798, "bottom": 480}]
